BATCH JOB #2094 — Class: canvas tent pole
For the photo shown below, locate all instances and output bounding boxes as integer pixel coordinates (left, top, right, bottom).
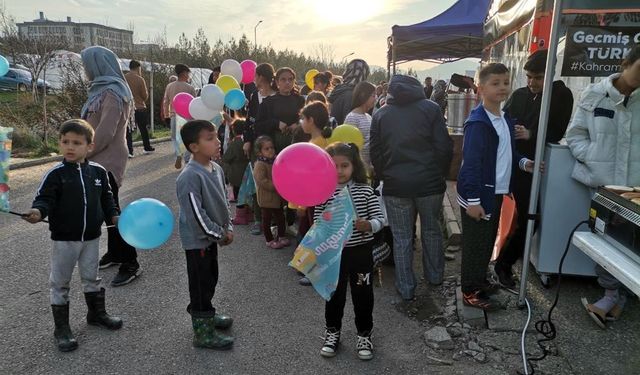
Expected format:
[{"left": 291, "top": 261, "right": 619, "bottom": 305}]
[{"left": 518, "top": 0, "right": 563, "bottom": 306}]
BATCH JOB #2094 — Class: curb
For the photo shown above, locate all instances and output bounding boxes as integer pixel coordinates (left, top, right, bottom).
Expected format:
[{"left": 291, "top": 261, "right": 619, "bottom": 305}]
[
  {"left": 443, "top": 189, "right": 462, "bottom": 245},
  {"left": 9, "top": 137, "right": 171, "bottom": 171}
]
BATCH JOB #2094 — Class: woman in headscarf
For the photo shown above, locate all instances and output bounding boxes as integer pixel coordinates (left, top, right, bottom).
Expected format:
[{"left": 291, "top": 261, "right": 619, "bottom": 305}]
[
  {"left": 328, "top": 59, "right": 370, "bottom": 124},
  {"left": 81, "top": 46, "right": 141, "bottom": 287}
]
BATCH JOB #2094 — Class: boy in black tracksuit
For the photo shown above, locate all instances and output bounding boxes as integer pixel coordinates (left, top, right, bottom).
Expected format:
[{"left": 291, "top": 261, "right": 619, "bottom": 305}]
[{"left": 24, "top": 119, "right": 123, "bottom": 352}]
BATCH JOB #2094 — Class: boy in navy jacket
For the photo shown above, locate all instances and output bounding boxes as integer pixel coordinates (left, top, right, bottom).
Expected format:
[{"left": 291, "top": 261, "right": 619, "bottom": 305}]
[
  {"left": 24, "top": 119, "right": 123, "bottom": 352},
  {"left": 457, "top": 64, "right": 534, "bottom": 310}
]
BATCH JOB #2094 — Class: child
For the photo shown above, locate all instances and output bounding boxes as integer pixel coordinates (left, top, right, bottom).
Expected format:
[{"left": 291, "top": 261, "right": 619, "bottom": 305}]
[
  {"left": 254, "top": 67, "right": 305, "bottom": 154},
  {"left": 294, "top": 101, "right": 334, "bottom": 285},
  {"left": 312, "top": 71, "right": 334, "bottom": 95},
  {"left": 253, "top": 136, "right": 290, "bottom": 249},
  {"left": 176, "top": 120, "right": 235, "bottom": 350},
  {"left": 222, "top": 119, "right": 251, "bottom": 224},
  {"left": 23, "top": 119, "right": 123, "bottom": 352},
  {"left": 245, "top": 63, "right": 278, "bottom": 236},
  {"left": 301, "top": 101, "right": 333, "bottom": 149},
  {"left": 316, "top": 142, "right": 384, "bottom": 361},
  {"left": 306, "top": 91, "right": 338, "bottom": 128},
  {"left": 345, "top": 81, "right": 376, "bottom": 171},
  {"left": 457, "top": 63, "right": 534, "bottom": 310}
]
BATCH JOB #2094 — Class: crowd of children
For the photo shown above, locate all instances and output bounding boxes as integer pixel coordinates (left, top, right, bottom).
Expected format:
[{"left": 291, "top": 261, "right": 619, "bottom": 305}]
[{"left": 24, "top": 44, "right": 639, "bottom": 360}]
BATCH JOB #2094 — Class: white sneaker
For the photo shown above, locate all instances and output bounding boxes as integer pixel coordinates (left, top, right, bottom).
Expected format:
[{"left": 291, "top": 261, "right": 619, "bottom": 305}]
[
  {"left": 128, "top": 153, "right": 135, "bottom": 158},
  {"left": 356, "top": 334, "right": 373, "bottom": 360},
  {"left": 320, "top": 328, "right": 340, "bottom": 358}
]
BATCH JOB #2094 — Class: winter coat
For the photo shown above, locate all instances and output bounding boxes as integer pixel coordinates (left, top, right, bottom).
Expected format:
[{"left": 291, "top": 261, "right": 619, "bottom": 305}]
[
  {"left": 32, "top": 160, "right": 118, "bottom": 241},
  {"left": 328, "top": 84, "right": 354, "bottom": 125},
  {"left": 222, "top": 137, "right": 249, "bottom": 187},
  {"left": 253, "top": 160, "right": 283, "bottom": 209},
  {"left": 504, "top": 81, "right": 574, "bottom": 159},
  {"left": 566, "top": 73, "right": 640, "bottom": 188},
  {"left": 370, "top": 75, "right": 453, "bottom": 198},
  {"left": 456, "top": 105, "right": 529, "bottom": 218},
  {"left": 254, "top": 93, "right": 305, "bottom": 153},
  {"left": 85, "top": 91, "right": 131, "bottom": 187}
]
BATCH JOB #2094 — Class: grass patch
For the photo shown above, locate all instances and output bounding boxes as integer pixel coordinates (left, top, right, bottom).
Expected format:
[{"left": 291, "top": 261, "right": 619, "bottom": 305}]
[{"left": 133, "top": 126, "right": 170, "bottom": 142}]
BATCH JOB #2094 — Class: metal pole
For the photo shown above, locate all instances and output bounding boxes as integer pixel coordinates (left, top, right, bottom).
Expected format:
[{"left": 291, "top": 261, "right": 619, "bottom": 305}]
[
  {"left": 518, "top": 0, "right": 563, "bottom": 306},
  {"left": 149, "top": 45, "right": 154, "bottom": 134},
  {"left": 391, "top": 36, "right": 397, "bottom": 76},
  {"left": 254, "top": 20, "right": 263, "bottom": 52}
]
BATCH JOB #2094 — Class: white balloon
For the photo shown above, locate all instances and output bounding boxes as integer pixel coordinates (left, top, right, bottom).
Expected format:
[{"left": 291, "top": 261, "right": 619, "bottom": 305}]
[
  {"left": 221, "top": 59, "right": 243, "bottom": 83},
  {"left": 189, "top": 97, "right": 220, "bottom": 121},
  {"left": 200, "top": 84, "right": 225, "bottom": 111}
]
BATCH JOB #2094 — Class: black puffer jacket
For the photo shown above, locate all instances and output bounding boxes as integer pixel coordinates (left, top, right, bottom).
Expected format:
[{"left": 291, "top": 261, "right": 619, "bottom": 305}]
[{"left": 371, "top": 75, "right": 453, "bottom": 198}]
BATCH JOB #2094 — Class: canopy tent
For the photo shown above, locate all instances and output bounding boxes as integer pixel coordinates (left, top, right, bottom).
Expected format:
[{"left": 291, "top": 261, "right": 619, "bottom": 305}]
[{"left": 388, "top": 0, "right": 491, "bottom": 68}]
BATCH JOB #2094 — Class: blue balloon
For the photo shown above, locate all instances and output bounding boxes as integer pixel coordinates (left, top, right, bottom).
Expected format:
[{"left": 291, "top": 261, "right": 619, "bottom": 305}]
[
  {"left": 118, "top": 198, "right": 174, "bottom": 250},
  {"left": 211, "top": 113, "right": 223, "bottom": 126},
  {"left": 0, "top": 56, "right": 8, "bottom": 77},
  {"left": 224, "top": 88, "right": 246, "bottom": 111}
]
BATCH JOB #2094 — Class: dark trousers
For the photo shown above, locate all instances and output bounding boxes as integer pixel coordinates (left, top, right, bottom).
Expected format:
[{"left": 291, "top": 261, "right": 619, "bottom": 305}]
[
  {"left": 126, "top": 128, "right": 134, "bottom": 155},
  {"left": 297, "top": 207, "right": 314, "bottom": 243},
  {"left": 460, "top": 195, "right": 502, "bottom": 293},
  {"left": 126, "top": 109, "right": 153, "bottom": 153},
  {"left": 496, "top": 171, "right": 532, "bottom": 269},
  {"left": 135, "top": 109, "right": 153, "bottom": 151},
  {"left": 185, "top": 244, "right": 218, "bottom": 317},
  {"left": 105, "top": 172, "right": 138, "bottom": 269},
  {"left": 325, "top": 242, "right": 374, "bottom": 334},
  {"left": 261, "top": 208, "right": 285, "bottom": 242}
]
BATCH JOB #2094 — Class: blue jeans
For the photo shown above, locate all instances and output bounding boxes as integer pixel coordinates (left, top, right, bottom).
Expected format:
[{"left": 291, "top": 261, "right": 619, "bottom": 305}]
[{"left": 384, "top": 194, "right": 444, "bottom": 300}]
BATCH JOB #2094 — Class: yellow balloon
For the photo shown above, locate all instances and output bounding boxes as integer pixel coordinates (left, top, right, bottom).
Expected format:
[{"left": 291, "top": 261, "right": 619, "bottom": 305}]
[
  {"left": 328, "top": 124, "right": 364, "bottom": 150},
  {"left": 305, "top": 69, "right": 319, "bottom": 90},
  {"left": 216, "top": 75, "right": 240, "bottom": 94}
]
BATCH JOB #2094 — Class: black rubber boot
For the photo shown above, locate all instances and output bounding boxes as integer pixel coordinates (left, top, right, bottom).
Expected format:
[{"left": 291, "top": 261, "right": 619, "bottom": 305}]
[
  {"left": 51, "top": 303, "right": 78, "bottom": 352},
  {"left": 84, "top": 288, "right": 123, "bottom": 330}
]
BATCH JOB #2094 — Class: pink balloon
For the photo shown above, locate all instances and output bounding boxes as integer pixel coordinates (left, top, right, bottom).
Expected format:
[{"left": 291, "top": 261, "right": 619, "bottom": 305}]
[
  {"left": 240, "top": 60, "right": 257, "bottom": 84},
  {"left": 273, "top": 143, "right": 337, "bottom": 207},
  {"left": 172, "top": 92, "right": 194, "bottom": 120}
]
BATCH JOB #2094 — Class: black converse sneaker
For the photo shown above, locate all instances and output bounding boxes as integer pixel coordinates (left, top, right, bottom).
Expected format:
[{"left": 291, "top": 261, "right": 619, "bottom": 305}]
[
  {"left": 356, "top": 332, "right": 373, "bottom": 360},
  {"left": 320, "top": 328, "right": 341, "bottom": 357}
]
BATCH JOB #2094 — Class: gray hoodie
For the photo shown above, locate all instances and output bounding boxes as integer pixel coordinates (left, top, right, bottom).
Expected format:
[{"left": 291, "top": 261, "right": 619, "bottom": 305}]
[{"left": 176, "top": 160, "right": 233, "bottom": 250}]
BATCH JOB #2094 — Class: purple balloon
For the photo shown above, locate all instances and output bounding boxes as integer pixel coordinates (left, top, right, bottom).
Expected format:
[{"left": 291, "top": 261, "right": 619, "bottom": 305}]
[{"left": 273, "top": 143, "right": 337, "bottom": 207}]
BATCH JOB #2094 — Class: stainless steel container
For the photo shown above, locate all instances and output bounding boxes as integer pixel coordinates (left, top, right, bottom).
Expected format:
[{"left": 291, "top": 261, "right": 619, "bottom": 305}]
[{"left": 447, "top": 93, "right": 479, "bottom": 133}]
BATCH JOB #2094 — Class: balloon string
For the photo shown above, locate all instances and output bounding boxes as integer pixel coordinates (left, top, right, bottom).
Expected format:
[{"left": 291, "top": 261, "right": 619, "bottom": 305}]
[{"left": 8, "top": 210, "right": 114, "bottom": 228}]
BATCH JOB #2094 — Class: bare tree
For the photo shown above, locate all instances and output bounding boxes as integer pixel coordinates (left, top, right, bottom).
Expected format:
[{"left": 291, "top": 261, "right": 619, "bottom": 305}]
[
  {"left": 0, "top": 6, "right": 67, "bottom": 102},
  {"left": 309, "top": 43, "right": 335, "bottom": 69}
]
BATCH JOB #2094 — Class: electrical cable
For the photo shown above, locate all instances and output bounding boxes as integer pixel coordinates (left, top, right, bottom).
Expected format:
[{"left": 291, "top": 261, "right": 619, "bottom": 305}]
[{"left": 519, "top": 219, "right": 589, "bottom": 375}]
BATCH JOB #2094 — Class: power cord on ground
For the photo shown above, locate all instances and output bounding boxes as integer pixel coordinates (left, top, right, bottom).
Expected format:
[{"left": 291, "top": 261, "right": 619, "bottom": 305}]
[{"left": 514, "top": 220, "right": 589, "bottom": 375}]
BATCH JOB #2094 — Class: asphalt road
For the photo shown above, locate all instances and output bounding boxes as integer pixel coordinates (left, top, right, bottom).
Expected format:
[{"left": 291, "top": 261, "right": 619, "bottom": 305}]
[
  {"left": 3, "top": 142, "right": 639, "bottom": 375},
  {"left": 0, "top": 142, "right": 459, "bottom": 375}
]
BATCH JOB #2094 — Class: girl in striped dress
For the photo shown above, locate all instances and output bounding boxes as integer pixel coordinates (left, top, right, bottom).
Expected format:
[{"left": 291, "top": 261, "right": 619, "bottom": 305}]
[{"left": 315, "top": 142, "right": 384, "bottom": 361}]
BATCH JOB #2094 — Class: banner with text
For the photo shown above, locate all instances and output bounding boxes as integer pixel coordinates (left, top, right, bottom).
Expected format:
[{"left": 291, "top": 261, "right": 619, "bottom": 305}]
[
  {"left": 561, "top": 26, "right": 640, "bottom": 77},
  {"left": 289, "top": 186, "right": 355, "bottom": 301}
]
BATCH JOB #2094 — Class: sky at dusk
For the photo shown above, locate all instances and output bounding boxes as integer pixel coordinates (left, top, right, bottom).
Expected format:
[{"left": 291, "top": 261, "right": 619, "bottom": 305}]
[{"left": 7, "top": 0, "right": 459, "bottom": 70}]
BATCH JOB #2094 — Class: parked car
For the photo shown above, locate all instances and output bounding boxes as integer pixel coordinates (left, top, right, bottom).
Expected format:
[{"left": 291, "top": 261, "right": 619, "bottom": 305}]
[{"left": 0, "top": 68, "right": 51, "bottom": 92}]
